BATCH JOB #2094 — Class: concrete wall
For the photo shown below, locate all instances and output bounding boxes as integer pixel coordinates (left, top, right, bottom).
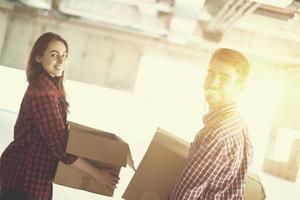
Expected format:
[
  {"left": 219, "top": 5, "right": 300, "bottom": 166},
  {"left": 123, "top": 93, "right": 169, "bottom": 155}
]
[
  {"left": 0, "top": 9, "right": 9, "bottom": 58},
  {"left": 0, "top": 9, "right": 143, "bottom": 91},
  {"left": 0, "top": 6, "right": 208, "bottom": 92},
  {"left": 0, "top": 3, "right": 299, "bottom": 92}
]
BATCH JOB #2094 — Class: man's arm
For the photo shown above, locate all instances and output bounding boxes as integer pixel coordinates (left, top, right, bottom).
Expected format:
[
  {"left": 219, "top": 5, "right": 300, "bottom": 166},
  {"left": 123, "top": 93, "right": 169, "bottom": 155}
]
[{"left": 169, "top": 139, "right": 228, "bottom": 200}]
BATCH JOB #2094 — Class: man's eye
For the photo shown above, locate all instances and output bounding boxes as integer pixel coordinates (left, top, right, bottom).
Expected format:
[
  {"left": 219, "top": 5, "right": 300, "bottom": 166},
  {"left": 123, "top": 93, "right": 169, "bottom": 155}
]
[
  {"left": 62, "top": 54, "right": 68, "bottom": 58},
  {"left": 51, "top": 54, "right": 57, "bottom": 57},
  {"left": 207, "top": 71, "right": 214, "bottom": 77},
  {"left": 220, "top": 76, "right": 230, "bottom": 83}
]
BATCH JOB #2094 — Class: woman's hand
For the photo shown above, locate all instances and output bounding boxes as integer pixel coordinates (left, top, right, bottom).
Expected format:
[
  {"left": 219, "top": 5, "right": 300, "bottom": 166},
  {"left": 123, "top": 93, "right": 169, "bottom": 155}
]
[
  {"left": 93, "top": 168, "right": 119, "bottom": 188},
  {"left": 70, "top": 157, "right": 119, "bottom": 190}
]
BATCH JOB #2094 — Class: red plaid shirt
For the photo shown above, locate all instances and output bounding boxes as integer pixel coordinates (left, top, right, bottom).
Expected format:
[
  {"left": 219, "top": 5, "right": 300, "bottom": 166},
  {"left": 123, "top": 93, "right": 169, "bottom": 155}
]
[
  {"left": 168, "top": 104, "right": 253, "bottom": 200},
  {"left": 0, "top": 70, "right": 77, "bottom": 200}
]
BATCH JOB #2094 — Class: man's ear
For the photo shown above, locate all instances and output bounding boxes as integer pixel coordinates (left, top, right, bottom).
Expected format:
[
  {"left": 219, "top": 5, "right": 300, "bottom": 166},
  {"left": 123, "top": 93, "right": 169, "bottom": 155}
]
[{"left": 35, "top": 56, "right": 41, "bottom": 63}]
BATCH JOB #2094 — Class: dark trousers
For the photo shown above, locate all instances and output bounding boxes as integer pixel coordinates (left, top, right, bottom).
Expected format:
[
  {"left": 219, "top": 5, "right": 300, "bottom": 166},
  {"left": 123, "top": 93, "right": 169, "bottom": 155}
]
[{"left": 0, "top": 189, "right": 36, "bottom": 200}]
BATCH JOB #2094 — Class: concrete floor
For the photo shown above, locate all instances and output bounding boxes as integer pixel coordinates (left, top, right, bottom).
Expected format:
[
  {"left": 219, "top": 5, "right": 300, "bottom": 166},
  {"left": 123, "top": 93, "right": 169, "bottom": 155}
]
[{"left": 1, "top": 109, "right": 300, "bottom": 200}]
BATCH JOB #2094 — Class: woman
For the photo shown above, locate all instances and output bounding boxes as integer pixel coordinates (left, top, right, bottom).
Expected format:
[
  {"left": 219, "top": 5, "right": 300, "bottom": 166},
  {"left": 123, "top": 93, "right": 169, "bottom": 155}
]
[{"left": 0, "top": 32, "right": 119, "bottom": 200}]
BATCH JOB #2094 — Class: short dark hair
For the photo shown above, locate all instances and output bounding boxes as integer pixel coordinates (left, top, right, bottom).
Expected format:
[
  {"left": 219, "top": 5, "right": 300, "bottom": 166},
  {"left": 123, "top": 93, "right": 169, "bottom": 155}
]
[{"left": 210, "top": 48, "right": 250, "bottom": 83}]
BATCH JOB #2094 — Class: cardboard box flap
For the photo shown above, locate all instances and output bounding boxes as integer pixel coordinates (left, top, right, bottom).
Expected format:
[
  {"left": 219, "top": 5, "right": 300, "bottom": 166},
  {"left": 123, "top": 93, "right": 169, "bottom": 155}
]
[
  {"left": 67, "top": 121, "right": 134, "bottom": 168},
  {"left": 109, "top": 133, "right": 135, "bottom": 169},
  {"left": 126, "top": 146, "right": 135, "bottom": 171},
  {"left": 69, "top": 121, "right": 118, "bottom": 140},
  {"left": 154, "top": 128, "right": 190, "bottom": 158}
]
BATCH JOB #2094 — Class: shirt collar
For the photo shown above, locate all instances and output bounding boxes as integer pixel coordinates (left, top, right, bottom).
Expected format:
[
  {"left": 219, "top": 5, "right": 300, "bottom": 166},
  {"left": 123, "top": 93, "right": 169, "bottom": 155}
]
[
  {"left": 203, "top": 103, "right": 237, "bottom": 126},
  {"left": 37, "top": 69, "right": 59, "bottom": 91}
]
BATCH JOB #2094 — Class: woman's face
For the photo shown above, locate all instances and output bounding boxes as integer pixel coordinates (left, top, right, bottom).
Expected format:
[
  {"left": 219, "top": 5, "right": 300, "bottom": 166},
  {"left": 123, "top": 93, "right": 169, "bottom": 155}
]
[{"left": 36, "top": 40, "right": 68, "bottom": 77}]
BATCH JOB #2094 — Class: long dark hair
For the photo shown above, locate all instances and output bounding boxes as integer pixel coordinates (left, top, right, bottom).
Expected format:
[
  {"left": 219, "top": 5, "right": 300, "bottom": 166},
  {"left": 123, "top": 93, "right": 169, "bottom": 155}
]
[{"left": 26, "top": 32, "right": 70, "bottom": 113}]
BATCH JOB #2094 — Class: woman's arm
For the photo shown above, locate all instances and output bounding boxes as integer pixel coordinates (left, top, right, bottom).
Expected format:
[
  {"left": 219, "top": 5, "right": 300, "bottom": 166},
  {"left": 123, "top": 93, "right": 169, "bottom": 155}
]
[{"left": 70, "top": 157, "right": 119, "bottom": 188}]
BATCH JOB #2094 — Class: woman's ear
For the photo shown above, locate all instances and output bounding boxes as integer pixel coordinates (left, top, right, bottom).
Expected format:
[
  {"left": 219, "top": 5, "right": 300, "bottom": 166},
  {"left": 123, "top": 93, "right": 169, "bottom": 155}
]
[{"left": 35, "top": 56, "right": 41, "bottom": 63}]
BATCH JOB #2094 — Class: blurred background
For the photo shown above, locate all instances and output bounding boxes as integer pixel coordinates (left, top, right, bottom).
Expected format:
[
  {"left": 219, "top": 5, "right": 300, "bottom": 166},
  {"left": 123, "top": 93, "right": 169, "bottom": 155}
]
[{"left": 0, "top": 0, "right": 300, "bottom": 199}]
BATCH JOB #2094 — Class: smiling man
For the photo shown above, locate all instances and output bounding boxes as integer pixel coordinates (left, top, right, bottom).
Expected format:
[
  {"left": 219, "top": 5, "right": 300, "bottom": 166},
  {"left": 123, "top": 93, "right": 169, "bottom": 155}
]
[{"left": 168, "top": 48, "right": 253, "bottom": 200}]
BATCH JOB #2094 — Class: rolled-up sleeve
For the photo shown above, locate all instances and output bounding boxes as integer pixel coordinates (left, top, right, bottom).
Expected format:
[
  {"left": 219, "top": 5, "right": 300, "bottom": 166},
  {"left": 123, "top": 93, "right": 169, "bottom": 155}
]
[{"left": 31, "top": 93, "right": 77, "bottom": 164}]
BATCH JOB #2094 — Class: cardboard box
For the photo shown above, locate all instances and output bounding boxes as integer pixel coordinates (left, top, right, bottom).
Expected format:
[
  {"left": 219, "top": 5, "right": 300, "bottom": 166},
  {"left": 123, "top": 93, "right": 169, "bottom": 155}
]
[
  {"left": 123, "top": 128, "right": 189, "bottom": 200},
  {"left": 244, "top": 172, "right": 266, "bottom": 200},
  {"left": 54, "top": 121, "right": 134, "bottom": 197},
  {"left": 123, "top": 128, "right": 266, "bottom": 200}
]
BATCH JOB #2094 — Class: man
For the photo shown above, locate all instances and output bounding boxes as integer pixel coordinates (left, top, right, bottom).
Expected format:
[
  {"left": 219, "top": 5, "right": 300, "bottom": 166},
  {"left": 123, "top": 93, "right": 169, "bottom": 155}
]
[{"left": 168, "top": 48, "right": 253, "bottom": 200}]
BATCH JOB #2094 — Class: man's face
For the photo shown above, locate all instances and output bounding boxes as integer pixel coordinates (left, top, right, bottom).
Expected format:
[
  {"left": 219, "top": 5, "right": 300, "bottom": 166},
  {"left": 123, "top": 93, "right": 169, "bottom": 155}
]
[{"left": 204, "top": 59, "right": 243, "bottom": 108}]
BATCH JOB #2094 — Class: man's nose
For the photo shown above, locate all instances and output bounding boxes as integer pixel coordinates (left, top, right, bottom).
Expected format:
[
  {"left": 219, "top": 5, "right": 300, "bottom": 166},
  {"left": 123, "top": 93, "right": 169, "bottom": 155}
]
[{"left": 209, "top": 76, "right": 221, "bottom": 87}]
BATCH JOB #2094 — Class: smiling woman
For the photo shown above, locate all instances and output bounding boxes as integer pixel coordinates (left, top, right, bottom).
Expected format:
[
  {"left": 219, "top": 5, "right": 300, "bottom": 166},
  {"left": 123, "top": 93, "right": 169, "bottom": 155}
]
[
  {"left": 35, "top": 40, "right": 68, "bottom": 77},
  {"left": 0, "top": 32, "right": 119, "bottom": 200}
]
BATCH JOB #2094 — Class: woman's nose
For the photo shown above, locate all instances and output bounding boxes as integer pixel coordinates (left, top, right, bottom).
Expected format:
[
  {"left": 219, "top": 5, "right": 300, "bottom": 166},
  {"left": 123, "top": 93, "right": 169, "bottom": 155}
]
[{"left": 56, "top": 55, "right": 63, "bottom": 64}]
